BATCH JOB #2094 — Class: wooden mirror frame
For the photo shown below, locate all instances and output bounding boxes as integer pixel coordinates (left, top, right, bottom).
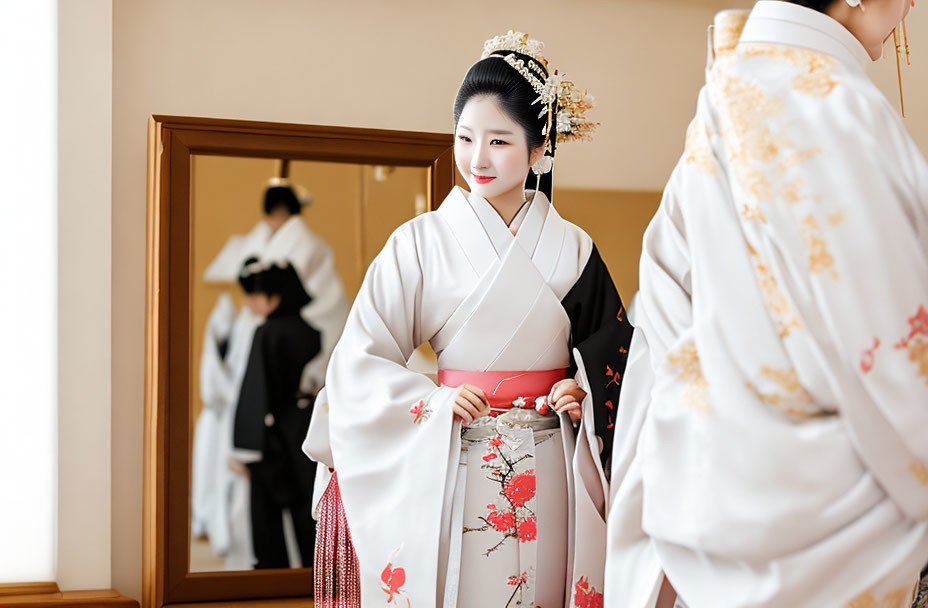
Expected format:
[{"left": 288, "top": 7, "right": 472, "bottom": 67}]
[{"left": 144, "top": 116, "right": 454, "bottom": 608}]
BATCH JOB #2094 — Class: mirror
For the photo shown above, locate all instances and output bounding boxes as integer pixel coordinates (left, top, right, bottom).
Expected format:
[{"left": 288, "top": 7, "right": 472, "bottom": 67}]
[
  {"left": 144, "top": 116, "right": 453, "bottom": 606},
  {"left": 188, "top": 156, "right": 430, "bottom": 573}
]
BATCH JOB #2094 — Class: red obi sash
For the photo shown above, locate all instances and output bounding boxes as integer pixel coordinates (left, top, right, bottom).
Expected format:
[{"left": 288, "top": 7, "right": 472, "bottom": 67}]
[{"left": 437, "top": 368, "right": 567, "bottom": 417}]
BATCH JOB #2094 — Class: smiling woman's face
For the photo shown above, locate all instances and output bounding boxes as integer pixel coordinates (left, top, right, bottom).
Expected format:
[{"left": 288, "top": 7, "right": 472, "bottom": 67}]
[{"left": 454, "top": 95, "right": 535, "bottom": 202}]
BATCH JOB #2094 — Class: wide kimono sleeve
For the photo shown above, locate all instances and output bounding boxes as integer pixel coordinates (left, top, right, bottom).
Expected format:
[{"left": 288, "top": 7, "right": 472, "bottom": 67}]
[
  {"left": 763, "top": 84, "right": 928, "bottom": 520},
  {"left": 559, "top": 244, "right": 634, "bottom": 605},
  {"left": 304, "top": 223, "right": 457, "bottom": 608},
  {"left": 604, "top": 163, "right": 695, "bottom": 608}
]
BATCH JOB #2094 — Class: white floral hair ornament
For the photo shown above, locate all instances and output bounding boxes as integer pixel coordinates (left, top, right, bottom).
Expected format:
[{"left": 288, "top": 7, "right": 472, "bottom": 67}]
[{"left": 481, "top": 30, "right": 598, "bottom": 154}]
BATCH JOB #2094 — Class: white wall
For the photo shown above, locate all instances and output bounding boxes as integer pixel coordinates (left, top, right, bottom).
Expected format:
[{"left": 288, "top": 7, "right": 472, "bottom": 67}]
[
  {"left": 109, "top": 0, "right": 928, "bottom": 600},
  {"left": 0, "top": 0, "right": 57, "bottom": 585}
]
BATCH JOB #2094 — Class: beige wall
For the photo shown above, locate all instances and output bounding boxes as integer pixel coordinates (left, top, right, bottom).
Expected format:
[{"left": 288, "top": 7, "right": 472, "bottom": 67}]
[
  {"left": 110, "top": 0, "right": 928, "bottom": 600},
  {"left": 58, "top": 0, "right": 112, "bottom": 592}
]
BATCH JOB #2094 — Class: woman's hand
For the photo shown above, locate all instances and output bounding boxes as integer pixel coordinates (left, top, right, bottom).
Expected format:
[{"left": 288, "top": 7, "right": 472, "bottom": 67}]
[
  {"left": 536, "top": 379, "right": 586, "bottom": 423},
  {"left": 452, "top": 383, "right": 491, "bottom": 426}
]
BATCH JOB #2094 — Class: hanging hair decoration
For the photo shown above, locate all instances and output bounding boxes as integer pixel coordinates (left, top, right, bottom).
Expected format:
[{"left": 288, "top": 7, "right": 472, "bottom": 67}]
[{"left": 481, "top": 30, "right": 599, "bottom": 161}]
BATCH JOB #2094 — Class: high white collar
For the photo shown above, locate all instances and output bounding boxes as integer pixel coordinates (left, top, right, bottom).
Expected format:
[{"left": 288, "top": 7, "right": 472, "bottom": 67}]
[{"left": 740, "top": 1, "right": 871, "bottom": 71}]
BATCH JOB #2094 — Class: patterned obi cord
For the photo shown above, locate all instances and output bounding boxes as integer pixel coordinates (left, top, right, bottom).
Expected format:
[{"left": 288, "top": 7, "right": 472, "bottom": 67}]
[{"left": 437, "top": 368, "right": 567, "bottom": 419}]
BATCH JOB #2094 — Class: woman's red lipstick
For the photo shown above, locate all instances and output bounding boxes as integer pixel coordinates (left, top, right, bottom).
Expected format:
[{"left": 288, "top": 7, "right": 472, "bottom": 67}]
[{"left": 473, "top": 174, "right": 496, "bottom": 185}]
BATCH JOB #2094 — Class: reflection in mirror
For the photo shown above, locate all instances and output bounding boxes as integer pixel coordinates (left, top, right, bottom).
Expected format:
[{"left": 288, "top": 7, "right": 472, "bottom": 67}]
[{"left": 188, "top": 155, "right": 431, "bottom": 572}]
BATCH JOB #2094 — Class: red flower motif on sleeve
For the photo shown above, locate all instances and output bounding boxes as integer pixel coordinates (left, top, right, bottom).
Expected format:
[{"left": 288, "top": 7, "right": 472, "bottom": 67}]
[
  {"left": 503, "top": 469, "right": 536, "bottom": 508},
  {"left": 409, "top": 399, "right": 430, "bottom": 424},
  {"left": 574, "top": 576, "right": 604, "bottom": 608},
  {"left": 381, "top": 562, "right": 407, "bottom": 605}
]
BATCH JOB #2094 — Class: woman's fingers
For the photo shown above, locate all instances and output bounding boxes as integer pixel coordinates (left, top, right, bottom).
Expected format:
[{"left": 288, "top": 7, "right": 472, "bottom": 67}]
[
  {"left": 554, "top": 394, "right": 582, "bottom": 413},
  {"left": 464, "top": 384, "right": 490, "bottom": 408},
  {"left": 453, "top": 405, "right": 474, "bottom": 426},
  {"left": 458, "top": 389, "right": 488, "bottom": 417},
  {"left": 555, "top": 399, "right": 582, "bottom": 423}
]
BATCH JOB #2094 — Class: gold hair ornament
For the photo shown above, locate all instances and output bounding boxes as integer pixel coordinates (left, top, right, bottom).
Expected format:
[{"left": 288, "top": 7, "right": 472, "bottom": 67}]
[{"left": 481, "top": 30, "right": 598, "bottom": 158}]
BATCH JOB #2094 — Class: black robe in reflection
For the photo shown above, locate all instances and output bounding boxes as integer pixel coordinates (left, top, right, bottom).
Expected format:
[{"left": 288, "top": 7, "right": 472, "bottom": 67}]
[{"left": 233, "top": 263, "right": 321, "bottom": 569}]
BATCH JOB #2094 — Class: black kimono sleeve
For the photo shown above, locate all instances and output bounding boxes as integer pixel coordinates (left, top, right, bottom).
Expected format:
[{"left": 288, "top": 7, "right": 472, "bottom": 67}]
[{"left": 560, "top": 245, "right": 634, "bottom": 472}]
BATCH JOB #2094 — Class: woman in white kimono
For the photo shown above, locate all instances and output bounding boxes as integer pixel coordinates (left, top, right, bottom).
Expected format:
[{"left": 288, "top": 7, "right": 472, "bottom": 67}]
[
  {"left": 304, "top": 31, "right": 633, "bottom": 608},
  {"left": 605, "top": 3, "right": 928, "bottom": 607}
]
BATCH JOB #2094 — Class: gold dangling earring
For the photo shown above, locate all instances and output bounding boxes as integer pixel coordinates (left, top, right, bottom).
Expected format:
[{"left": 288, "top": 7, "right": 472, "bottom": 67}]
[{"left": 893, "top": 26, "right": 906, "bottom": 117}]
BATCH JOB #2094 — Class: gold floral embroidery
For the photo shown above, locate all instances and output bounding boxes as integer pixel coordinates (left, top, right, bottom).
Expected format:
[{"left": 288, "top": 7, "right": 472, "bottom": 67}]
[
  {"left": 783, "top": 178, "right": 807, "bottom": 204},
  {"left": 907, "top": 338, "right": 928, "bottom": 384},
  {"left": 782, "top": 146, "right": 824, "bottom": 169},
  {"left": 747, "top": 242, "right": 802, "bottom": 338},
  {"left": 709, "top": 54, "right": 824, "bottom": 221},
  {"left": 746, "top": 366, "right": 833, "bottom": 419},
  {"left": 741, "top": 204, "right": 768, "bottom": 223},
  {"left": 799, "top": 214, "right": 838, "bottom": 279},
  {"left": 684, "top": 117, "right": 717, "bottom": 175},
  {"left": 740, "top": 44, "right": 839, "bottom": 98},
  {"left": 846, "top": 583, "right": 917, "bottom": 608},
  {"left": 911, "top": 462, "right": 928, "bottom": 486},
  {"left": 666, "top": 340, "right": 709, "bottom": 413},
  {"left": 893, "top": 305, "right": 928, "bottom": 385},
  {"left": 827, "top": 209, "right": 846, "bottom": 226}
]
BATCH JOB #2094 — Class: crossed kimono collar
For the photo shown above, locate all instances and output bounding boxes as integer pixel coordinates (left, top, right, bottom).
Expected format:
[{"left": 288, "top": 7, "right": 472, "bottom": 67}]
[{"left": 459, "top": 187, "right": 550, "bottom": 260}]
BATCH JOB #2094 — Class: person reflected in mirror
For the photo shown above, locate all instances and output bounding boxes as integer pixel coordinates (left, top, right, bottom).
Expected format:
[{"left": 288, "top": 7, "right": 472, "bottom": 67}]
[{"left": 233, "top": 261, "right": 322, "bottom": 569}]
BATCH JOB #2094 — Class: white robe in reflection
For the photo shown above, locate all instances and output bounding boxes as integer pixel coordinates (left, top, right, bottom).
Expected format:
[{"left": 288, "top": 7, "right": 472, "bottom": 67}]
[{"left": 606, "top": 3, "right": 928, "bottom": 607}]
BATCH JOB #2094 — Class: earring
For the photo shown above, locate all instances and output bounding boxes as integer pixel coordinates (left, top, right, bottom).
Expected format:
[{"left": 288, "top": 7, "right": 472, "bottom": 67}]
[
  {"left": 846, "top": 0, "right": 865, "bottom": 10},
  {"left": 893, "top": 25, "right": 907, "bottom": 116},
  {"left": 531, "top": 155, "right": 553, "bottom": 176}
]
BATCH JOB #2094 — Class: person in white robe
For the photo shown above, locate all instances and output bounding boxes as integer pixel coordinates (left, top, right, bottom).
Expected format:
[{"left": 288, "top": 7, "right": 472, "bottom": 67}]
[
  {"left": 605, "top": 3, "right": 928, "bottom": 607},
  {"left": 304, "top": 31, "right": 633, "bottom": 608},
  {"left": 192, "top": 180, "right": 348, "bottom": 569}
]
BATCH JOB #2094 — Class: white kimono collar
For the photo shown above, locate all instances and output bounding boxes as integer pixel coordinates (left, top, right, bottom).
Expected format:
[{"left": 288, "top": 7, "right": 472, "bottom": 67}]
[
  {"left": 462, "top": 187, "right": 550, "bottom": 260},
  {"left": 741, "top": 1, "right": 872, "bottom": 71}
]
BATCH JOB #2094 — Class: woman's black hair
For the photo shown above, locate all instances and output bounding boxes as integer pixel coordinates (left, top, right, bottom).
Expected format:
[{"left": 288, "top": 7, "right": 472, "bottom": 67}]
[
  {"left": 453, "top": 53, "right": 554, "bottom": 201},
  {"left": 785, "top": 0, "right": 838, "bottom": 12},
  {"left": 237, "top": 256, "right": 261, "bottom": 294},
  {"left": 263, "top": 185, "right": 302, "bottom": 216}
]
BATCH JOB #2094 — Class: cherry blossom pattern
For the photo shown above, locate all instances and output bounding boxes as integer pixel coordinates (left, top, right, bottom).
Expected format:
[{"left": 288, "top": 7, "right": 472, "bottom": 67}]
[
  {"left": 506, "top": 570, "right": 530, "bottom": 608},
  {"left": 409, "top": 399, "right": 431, "bottom": 424},
  {"left": 381, "top": 561, "right": 409, "bottom": 607},
  {"left": 894, "top": 304, "right": 928, "bottom": 384},
  {"left": 574, "top": 576, "right": 604, "bottom": 608},
  {"left": 464, "top": 430, "right": 539, "bottom": 557},
  {"left": 860, "top": 337, "right": 881, "bottom": 374}
]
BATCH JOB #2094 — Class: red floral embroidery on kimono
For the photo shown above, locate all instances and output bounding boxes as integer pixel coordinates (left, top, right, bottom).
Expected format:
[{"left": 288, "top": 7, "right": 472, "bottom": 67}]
[
  {"left": 574, "top": 576, "right": 604, "bottom": 608},
  {"left": 517, "top": 515, "right": 537, "bottom": 542},
  {"left": 409, "top": 399, "right": 430, "bottom": 424},
  {"left": 485, "top": 504, "right": 517, "bottom": 532},
  {"left": 894, "top": 304, "right": 928, "bottom": 384},
  {"left": 860, "top": 337, "right": 881, "bottom": 373},
  {"left": 504, "top": 469, "right": 536, "bottom": 508},
  {"left": 381, "top": 562, "right": 408, "bottom": 606},
  {"left": 465, "top": 434, "right": 539, "bottom": 558}
]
